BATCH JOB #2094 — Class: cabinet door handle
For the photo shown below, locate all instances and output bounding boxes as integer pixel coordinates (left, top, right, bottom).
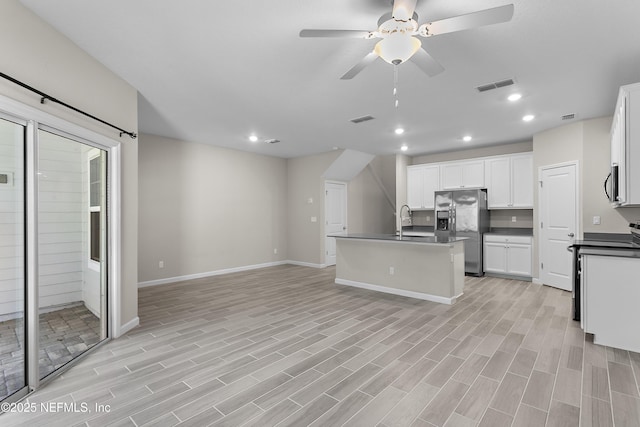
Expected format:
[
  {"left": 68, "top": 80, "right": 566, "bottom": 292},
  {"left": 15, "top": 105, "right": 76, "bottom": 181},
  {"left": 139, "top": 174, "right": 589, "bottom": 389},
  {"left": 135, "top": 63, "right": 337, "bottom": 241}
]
[{"left": 568, "top": 233, "right": 575, "bottom": 237}]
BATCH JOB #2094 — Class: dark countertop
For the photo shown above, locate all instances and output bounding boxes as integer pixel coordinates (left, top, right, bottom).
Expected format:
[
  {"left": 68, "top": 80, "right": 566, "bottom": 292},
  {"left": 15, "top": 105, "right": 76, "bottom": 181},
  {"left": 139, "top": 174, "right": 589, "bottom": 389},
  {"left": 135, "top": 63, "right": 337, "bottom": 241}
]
[
  {"left": 570, "top": 232, "right": 639, "bottom": 257},
  {"left": 579, "top": 247, "right": 640, "bottom": 258},
  {"left": 333, "top": 233, "right": 467, "bottom": 245},
  {"left": 487, "top": 227, "right": 534, "bottom": 236}
]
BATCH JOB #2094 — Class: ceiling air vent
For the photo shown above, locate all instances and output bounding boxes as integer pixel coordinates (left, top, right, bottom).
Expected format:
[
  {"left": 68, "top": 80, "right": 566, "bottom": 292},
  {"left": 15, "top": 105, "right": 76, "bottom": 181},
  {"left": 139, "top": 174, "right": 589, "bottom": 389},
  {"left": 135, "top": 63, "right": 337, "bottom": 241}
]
[
  {"left": 476, "top": 78, "right": 515, "bottom": 92},
  {"left": 265, "top": 139, "right": 280, "bottom": 144},
  {"left": 350, "top": 115, "right": 375, "bottom": 124},
  {"left": 561, "top": 113, "right": 576, "bottom": 121}
]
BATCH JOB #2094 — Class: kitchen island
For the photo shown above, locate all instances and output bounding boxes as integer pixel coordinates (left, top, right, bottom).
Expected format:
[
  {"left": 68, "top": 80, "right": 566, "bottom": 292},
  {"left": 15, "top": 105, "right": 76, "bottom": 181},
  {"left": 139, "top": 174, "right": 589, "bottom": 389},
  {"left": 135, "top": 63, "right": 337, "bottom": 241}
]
[{"left": 334, "top": 234, "right": 466, "bottom": 305}]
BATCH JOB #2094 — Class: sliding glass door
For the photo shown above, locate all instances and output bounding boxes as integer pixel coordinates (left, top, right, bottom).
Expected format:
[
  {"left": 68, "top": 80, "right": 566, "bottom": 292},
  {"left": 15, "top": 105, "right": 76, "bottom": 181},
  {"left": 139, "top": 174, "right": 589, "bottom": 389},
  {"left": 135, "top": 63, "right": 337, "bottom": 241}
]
[
  {"left": 0, "top": 108, "right": 112, "bottom": 403},
  {"left": 0, "top": 117, "right": 26, "bottom": 401},
  {"left": 37, "top": 130, "right": 108, "bottom": 381}
]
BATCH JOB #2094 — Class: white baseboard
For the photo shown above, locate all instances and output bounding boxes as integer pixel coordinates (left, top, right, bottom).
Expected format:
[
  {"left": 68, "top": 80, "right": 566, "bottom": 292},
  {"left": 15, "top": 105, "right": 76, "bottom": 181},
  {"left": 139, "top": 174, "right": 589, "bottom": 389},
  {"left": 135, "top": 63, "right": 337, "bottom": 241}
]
[
  {"left": 335, "top": 278, "right": 459, "bottom": 305},
  {"left": 532, "top": 278, "right": 543, "bottom": 285},
  {"left": 118, "top": 316, "right": 139, "bottom": 337},
  {"left": 138, "top": 261, "right": 289, "bottom": 288},
  {"left": 286, "top": 260, "right": 327, "bottom": 269}
]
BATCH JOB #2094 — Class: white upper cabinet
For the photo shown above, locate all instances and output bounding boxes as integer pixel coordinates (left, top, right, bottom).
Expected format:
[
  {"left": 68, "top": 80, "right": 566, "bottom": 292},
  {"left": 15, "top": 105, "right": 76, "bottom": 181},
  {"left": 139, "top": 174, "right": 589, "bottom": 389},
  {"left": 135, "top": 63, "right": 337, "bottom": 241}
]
[
  {"left": 485, "top": 153, "right": 533, "bottom": 209},
  {"left": 440, "top": 160, "right": 484, "bottom": 189},
  {"left": 407, "top": 165, "right": 425, "bottom": 209},
  {"left": 407, "top": 164, "right": 439, "bottom": 209},
  {"left": 511, "top": 154, "right": 534, "bottom": 207},
  {"left": 485, "top": 156, "right": 511, "bottom": 207},
  {"left": 407, "top": 152, "right": 532, "bottom": 210},
  {"left": 422, "top": 165, "right": 439, "bottom": 209},
  {"left": 611, "top": 82, "right": 640, "bottom": 206}
]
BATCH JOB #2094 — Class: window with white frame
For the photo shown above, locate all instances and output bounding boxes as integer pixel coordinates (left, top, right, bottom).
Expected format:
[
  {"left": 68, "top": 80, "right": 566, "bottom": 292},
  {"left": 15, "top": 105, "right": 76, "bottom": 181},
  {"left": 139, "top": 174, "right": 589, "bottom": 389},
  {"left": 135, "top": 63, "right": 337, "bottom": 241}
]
[{"left": 89, "top": 152, "right": 101, "bottom": 263}]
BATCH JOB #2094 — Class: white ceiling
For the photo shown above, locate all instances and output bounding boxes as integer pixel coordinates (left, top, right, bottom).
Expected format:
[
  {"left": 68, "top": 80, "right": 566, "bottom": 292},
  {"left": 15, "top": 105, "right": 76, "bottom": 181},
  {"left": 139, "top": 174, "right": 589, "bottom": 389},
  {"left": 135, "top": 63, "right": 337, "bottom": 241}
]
[{"left": 20, "top": 0, "right": 640, "bottom": 158}]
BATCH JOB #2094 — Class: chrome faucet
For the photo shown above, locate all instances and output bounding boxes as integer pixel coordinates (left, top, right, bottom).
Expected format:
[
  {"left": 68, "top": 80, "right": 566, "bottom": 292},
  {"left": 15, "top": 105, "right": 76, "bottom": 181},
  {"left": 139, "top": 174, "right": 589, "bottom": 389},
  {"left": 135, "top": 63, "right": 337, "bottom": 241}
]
[{"left": 399, "top": 204, "right": 412, "bottom": 239}]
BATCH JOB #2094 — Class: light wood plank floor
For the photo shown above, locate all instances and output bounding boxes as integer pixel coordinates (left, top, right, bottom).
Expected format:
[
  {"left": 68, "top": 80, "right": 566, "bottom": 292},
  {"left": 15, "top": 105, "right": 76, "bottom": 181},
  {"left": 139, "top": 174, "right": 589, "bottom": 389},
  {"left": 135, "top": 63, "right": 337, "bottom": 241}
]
[{"left": 2, "top": 264, "right": 640, "bottom": 426}]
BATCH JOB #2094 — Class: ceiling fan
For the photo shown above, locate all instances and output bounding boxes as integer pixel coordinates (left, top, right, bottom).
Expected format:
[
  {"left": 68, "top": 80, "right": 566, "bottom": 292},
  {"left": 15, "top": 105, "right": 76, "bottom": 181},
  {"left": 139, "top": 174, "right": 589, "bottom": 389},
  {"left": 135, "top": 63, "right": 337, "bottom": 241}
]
[{"left": 300, "top": 0, "right": 514, "bottom": 79}]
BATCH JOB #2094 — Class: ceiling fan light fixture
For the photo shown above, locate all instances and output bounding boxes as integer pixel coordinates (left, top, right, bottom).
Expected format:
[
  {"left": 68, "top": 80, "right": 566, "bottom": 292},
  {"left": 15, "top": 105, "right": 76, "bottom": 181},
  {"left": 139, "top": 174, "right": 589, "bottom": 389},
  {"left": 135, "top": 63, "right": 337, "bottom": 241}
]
[{"left": 374, "top": 33, "right": 421, "bottom": 65}]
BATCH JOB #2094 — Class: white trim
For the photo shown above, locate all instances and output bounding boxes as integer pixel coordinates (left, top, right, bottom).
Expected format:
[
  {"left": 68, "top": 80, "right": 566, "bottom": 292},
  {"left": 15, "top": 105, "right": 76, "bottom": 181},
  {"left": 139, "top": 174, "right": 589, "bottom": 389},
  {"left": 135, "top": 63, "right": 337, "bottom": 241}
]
[
  {"left": 109, "top": 144, "right": 123, "bottom": 338},
  {"left": 532, "top": 278, "right": 543, "bottom": 285},
  {"left": 286, "top": 260, "right": 326, "bottom": 269},
  {"left": 138, "top": 261, "right": 289, "bottom": 288},
  {"left": 25, "top": 120, "right": 39, "bottom": 390},
  {"left": 118, "top": 316, "right": 139, "bottom": 335},
  {"left": 335, "top": 278, "right": 460, "bottom": 305}
]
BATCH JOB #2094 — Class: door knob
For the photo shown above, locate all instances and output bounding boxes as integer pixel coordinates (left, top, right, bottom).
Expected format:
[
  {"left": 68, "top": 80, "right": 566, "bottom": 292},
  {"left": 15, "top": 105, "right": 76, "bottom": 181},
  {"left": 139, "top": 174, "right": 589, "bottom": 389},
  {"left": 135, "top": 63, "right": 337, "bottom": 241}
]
[{"left": 568, "top": 233, "right": 575, "bottom": 237}]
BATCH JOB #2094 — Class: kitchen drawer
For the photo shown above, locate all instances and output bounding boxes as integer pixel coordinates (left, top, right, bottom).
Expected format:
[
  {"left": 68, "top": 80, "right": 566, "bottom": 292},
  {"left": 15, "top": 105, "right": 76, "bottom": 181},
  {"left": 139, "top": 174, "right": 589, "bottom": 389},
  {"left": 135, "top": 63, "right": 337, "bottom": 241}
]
[{"left": 484, "top": 234, "right": 531, "bottom": 244}]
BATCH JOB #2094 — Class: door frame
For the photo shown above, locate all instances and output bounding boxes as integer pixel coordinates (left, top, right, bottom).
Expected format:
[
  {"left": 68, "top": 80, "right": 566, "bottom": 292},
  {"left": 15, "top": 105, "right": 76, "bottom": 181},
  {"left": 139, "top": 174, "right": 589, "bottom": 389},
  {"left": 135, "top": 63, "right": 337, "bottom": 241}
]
[
  {"left": 324, "top": 180, "right": 348, "bottom": 266},
  {"left": 537, "top": 160, "right": 580, "bottom": 288},
  {"left": 0, "top": 93, "right": 122, "bottom": 397}
]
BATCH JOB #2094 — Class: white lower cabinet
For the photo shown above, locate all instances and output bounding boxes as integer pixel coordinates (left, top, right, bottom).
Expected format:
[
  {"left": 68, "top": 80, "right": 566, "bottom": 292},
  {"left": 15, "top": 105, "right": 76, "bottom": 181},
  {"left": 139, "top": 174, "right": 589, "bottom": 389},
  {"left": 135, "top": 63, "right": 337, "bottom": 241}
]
[
  {"left": 581, "top": 254, "right": 640, "bottom": 352},
  {"left": 483, "top": 234, "right": 532, "bottom": 278}
]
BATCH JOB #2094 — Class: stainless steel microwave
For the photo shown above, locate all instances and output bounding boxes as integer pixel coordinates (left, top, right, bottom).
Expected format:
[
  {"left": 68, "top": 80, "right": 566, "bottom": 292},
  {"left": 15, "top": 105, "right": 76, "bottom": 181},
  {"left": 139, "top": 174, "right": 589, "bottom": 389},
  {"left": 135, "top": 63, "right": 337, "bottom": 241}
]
[{"left": 605, "top": 164, "right": 619, "bottom": 203}]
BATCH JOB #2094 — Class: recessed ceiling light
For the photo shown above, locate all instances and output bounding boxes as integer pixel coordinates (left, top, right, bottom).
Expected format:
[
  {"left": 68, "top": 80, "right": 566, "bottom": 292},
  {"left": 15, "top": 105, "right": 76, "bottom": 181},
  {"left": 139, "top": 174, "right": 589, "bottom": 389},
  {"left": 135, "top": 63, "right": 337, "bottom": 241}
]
[
  {"left": 522, "top": 114, "right": 535, "bottom": 122},
  {"left": 508, "top": 93, "right": 522, "bottom": 102},
  {"left": 400, "top": 144, "right": 408, "bottom": 152},
  {"left": 395, "top": 128, "right": 405, "bottom": 135},
  {"left": 463, "top": 135, "right": 472, "bottom": 142},
  {"left": 249, "top": 134, "right": 258, "bottom": 142}
]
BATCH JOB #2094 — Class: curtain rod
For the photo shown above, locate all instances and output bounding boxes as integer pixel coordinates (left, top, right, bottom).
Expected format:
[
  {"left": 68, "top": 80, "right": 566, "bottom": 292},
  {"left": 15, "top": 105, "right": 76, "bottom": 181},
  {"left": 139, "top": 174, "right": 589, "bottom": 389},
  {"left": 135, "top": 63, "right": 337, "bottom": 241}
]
[{"left": 0, "top": 71, "right": 137, "bottom": 139}]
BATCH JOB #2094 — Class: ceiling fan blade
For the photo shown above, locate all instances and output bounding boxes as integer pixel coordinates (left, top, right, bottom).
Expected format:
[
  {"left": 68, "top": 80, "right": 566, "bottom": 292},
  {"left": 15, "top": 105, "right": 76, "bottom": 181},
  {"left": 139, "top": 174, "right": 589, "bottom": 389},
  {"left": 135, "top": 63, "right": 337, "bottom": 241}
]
[
  {"left": 420, "top": 4, "right": 514, "bottom": 37},
  {"left": 392, "top": 0, "right": 418, "bottom": 21},
  {"left": 410, "top": 47, "right": 444, "bottom": 77},
  {"left": 300, "top": 29, "right": 373, "bottom": 38},
  {"left": 341, "top": 52, "right": 379, "bottom": 80}
]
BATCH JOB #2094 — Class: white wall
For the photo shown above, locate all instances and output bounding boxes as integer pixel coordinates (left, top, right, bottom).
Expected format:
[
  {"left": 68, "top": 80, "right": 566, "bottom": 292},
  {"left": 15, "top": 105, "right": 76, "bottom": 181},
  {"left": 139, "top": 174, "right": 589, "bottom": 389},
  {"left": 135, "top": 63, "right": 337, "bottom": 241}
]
[
  {"left": 0, "top": 0, "right": 138, "bottom": 327},
  {"left": 287, "top": 151, "right": 342, "bottom": 266},
  {"left": 138, "top": 134, "right": 288, "bottom": 283},
  {"left": 37, "top": 132, "right": 84, "bottom": 311},
  {"left": 286, "top": 150, "right": 395, "bottom": 267}
]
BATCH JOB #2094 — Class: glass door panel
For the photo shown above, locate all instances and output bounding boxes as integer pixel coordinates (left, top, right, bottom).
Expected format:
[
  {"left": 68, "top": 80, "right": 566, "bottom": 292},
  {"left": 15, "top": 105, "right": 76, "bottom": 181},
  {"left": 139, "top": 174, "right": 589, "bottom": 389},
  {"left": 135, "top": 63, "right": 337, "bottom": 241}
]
[
  {"left": 0, "top": 118, "right": 26, "bottom": 401},
  {"left": 37, "top": 130, "right": 107, "bottom": 380}
]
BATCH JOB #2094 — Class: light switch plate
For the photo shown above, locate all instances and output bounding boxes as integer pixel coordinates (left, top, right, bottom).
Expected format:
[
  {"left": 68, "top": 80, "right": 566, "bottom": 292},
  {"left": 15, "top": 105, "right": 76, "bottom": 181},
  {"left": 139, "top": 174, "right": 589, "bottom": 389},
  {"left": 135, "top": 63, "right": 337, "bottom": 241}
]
[
  {"left": 593, "top": 216, "right": 601, "bottom": 225},
  {"left": 311, "top": 216, "right": 317, "bottom": 223},
  {"left": 511, "top": 216, "right": 517, "bottom": 222}
]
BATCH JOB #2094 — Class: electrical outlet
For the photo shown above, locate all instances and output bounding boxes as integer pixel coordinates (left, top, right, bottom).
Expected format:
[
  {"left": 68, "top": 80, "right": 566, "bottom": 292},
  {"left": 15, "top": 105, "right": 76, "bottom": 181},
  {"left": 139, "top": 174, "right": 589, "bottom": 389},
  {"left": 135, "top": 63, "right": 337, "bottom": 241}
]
[
  {"left": 273, "top": 248, "right": 278, "bottom": 254},
  {"left": 511, "top": 216, "right": 517, "bottom": 223},
  {"left": 389, "top": 267, "right": 395, "bottom": 275},
  {"left": 311, "top": 216, "right": 317, "bottom": 222},
  {"left": 593, "top": 216, "right": 601, "bottom": 225},
  {"left": 159, "top": 260, "right": 164, "bottom": 269},
  {"left": 426, "top": 216, "right": 431, "bottom": 221},
  {"left": 307, "top": 197, "right": 313, "bottom": 204}
]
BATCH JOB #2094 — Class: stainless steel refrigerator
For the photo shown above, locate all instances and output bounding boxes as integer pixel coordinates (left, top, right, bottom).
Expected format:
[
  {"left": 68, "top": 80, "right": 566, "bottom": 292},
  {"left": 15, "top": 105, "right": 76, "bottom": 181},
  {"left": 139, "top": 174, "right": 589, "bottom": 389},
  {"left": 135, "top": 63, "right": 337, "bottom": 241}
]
[{"left": 434, "top": 188, "right": 489, "bottom": 276}]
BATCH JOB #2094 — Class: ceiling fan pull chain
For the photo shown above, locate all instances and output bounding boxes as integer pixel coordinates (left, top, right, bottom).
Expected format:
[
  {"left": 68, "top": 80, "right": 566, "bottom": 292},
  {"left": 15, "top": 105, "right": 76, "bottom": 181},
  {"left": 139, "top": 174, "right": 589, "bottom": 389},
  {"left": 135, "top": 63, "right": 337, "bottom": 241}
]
[{"left": 394, "top": 65, "right": 399, "bottom": 108}]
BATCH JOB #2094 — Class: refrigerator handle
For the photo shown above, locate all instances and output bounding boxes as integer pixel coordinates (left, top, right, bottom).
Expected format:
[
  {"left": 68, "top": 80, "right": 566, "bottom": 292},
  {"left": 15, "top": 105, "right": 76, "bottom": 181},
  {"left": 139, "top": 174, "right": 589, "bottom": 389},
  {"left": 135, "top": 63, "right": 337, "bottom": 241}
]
[{"left": 450, "top": 204, "right": 456, "bottom": 227}]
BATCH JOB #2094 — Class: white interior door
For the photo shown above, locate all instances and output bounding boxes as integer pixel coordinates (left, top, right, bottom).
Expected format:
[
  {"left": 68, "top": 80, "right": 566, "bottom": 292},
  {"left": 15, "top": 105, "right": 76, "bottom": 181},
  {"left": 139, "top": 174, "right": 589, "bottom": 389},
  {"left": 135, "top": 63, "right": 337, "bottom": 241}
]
[
  {"left": 325, "top": 181, "right": 347, "bottom": 266},
  {"left": 539, "top": 163, "right": 578, "bottom": 290}
]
